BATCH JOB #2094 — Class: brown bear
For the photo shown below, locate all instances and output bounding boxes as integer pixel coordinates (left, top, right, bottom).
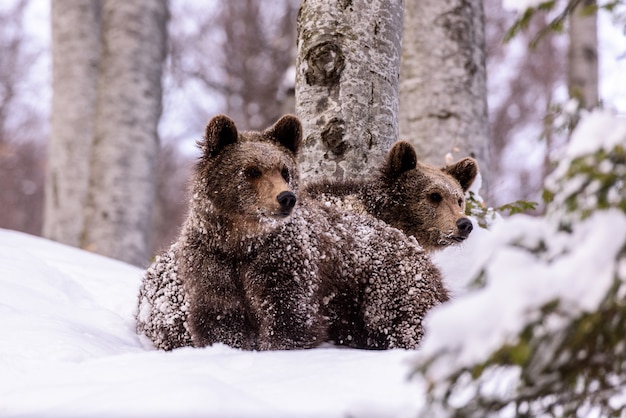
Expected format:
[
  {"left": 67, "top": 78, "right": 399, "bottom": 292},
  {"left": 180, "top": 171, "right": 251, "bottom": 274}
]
[
  {"left": 137, "top": 114, "right": 326, "bottom": 351},
  {"left": 136, "top": 114, "right": 448, "bottom": 351},
  {"left": 305, "top": 141, "right": 478, "bottom": 252}
]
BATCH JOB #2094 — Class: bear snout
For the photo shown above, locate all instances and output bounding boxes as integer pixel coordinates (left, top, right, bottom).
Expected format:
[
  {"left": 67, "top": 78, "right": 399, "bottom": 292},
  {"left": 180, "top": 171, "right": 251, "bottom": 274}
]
[
  {"left": 456, "top": 218, "right": 473, "bottom": 238},
  {"left": 277, "top": 191, "right": 297, "bottom": 216}
]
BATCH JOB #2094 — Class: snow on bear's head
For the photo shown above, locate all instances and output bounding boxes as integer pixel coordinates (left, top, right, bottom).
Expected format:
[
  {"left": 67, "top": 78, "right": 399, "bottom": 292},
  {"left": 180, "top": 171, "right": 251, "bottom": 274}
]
[
  {"left": 379, "top": 141, "right": 478, "bottom": 251},
  {"left": 192, "top": 114, "right": 302, "bottom": 236}
]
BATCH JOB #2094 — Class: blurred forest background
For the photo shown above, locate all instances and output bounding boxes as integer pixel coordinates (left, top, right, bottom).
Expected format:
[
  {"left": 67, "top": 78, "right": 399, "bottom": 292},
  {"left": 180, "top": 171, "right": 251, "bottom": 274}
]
[{"left": 0, "top": 0, "right": 624, "bottom": 257}]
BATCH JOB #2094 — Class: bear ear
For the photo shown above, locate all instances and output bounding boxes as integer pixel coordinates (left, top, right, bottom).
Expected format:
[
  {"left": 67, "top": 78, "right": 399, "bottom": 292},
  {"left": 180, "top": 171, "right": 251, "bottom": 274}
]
[
  {"left": 442, "top": 157, "right": 479, "bottom": 192},
  {"left": 200, "top": 114, "right": 239, "bottom": 157},
  {"left": 383, "top": 141, "right": 418, "bottom": 178},
  {"left": 265, "top": 114, "right": 302, "bottom": 156}
]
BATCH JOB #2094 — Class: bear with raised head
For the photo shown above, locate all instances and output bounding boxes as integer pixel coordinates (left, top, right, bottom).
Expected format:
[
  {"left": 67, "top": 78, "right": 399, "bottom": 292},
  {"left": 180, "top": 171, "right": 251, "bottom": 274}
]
[
  {"left": 305, "top": 141, "right": 479, "bottom": 252},
  {"left": 137, "top": 114, "right": 326, "bottom": 351},
  {"left": 136, "top": 115, "right": 449, "bottom": 351}
]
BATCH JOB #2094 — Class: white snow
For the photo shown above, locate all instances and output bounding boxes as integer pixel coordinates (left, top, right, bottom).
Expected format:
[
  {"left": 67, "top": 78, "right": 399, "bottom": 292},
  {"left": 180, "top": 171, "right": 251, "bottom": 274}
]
[
  {"left": 565, "top": 109, "right": 626, "bottom": 160},
  {"left": 502, "top": 0, "right": 550, "bottom": 13},
  {"left": 432, "top": 218, "right": 493, "bottom": 297},
  {"left": 425, "top": 209, "right": 625, "bottom": 382},
  {"left": 0, "top": 229, "right": 425, "bottom": 417}
]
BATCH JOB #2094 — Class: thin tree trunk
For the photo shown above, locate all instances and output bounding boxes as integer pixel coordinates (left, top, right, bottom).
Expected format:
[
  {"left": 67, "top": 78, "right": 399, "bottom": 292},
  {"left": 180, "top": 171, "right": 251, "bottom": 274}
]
[
  {"left": 399, "top": 0, "right": 490, "bottom": 193},
  {"left": 82, "top": 0, "right": 168, "bottom": 266},
  {"left": 295, "top": 0, "right": 404, "bottom": 180},
  {"left": 44, "top": 0, "right": 100, "bottom": 246},
  {"left": 568, "top": 0, "right": 598, "bottom": 109}
]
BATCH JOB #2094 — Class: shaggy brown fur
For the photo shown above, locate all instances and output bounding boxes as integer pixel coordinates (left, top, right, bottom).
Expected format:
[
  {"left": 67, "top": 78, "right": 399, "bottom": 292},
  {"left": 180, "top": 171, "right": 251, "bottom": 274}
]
[
  {"left": 305, "top": 141, "right": 479, "bottom": 252},
  {"left": 137, "top": 114, "right": 324, "bottom": 350},
  {"left": 136, "top": 115, "right": 448, "bottom": 351}
]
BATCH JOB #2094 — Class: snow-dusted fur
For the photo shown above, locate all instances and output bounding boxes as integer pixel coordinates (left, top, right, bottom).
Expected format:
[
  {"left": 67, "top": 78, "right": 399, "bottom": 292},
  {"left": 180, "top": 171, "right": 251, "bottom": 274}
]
[
  {"left": 136, "top": 115, "right": 448, "bottom": 351},
  {"left": 136, "top": 246, "right": 192, "bottom": 350},
  {"left": 305, "top": 141, "right": 479, "bottom": 252}
]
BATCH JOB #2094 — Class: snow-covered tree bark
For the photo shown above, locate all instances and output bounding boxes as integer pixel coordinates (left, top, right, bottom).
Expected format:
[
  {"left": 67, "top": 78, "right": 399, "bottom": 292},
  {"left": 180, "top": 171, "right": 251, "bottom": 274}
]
[
  {"left": 82, "top": 1, "right": 168, "bottom": 266},
  {"left": 295, "top": 0, "right": 403, "bottom": 180},
  {"left": 568, "top": 0, "right": 598, "bottom": 109},
  {"left": 44, "top": 0, "right": 100, "bottom": 246},
  {"left": 399, "top": 0, "right": 490, "bottom": 192}
]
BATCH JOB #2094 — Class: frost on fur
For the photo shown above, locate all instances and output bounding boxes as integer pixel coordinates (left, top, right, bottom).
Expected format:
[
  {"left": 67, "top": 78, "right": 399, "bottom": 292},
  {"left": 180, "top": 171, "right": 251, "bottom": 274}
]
[
  {"left": 136, "top": 115, "right": 449, "bottom": 351},
  {"left": 136, "top": 246, "right": 191, "bottom": 350},
  {"left": 305, "top": 140, "right": 478, "bottom": 252}
]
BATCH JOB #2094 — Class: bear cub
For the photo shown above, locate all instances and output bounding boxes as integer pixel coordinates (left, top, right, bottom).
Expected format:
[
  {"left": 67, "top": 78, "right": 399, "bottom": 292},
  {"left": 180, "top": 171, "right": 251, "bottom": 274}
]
[
  {"left": 136, "top": 115, "right": 449, "bottom": 351},
  {"left": 305, "top": 141, "right": 479, "bottom": 252},
  {"left": 137, "top": 114, "right": 325, "bottom": 350}
]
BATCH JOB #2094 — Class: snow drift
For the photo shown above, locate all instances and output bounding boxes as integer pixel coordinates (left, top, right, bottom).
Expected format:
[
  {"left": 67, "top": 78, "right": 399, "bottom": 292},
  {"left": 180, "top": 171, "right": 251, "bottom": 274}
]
[{"left": 0, "top": 228, "right": 428, "bottom": 417}]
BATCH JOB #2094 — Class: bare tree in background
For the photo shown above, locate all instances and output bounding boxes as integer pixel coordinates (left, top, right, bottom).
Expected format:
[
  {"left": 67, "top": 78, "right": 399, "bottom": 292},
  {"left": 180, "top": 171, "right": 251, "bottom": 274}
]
[
  {"left": 168, "top": 0, "right": 298, "bottom": 131},
  {"left": 45, "top": 1, "right": 168, "bottom": 266},
  {"left": 82, "top": 1, "right": 168, "bottom": 266},
  {"left": 0, "top": 0, "right": 46, "bottom": 235},
  {"left": 0, "top": 0, "right": 35, "bottom": 137},
  {"left": 44, "top": 0, "right": 100, "bottom": 247},
  {"left": 8, "top": 0, "right": 598, "bottom": 254},
  {"left": 295, "top": 0, "right": 403, "bottom": 180},
  {"left": 399, "top": 0, "right": 490, "bottom": 194},
  {"left": 485, "top": 0, "right": 566, "bottom": 206},
  {"left": 568, "top": 0, "right": 598, "bottom": 109},
  {"left": 151, "top": 144, "right": 191, "bottom": 253},
  {"left": 150, "top": 0, "right": 299, "bottom": 252}
]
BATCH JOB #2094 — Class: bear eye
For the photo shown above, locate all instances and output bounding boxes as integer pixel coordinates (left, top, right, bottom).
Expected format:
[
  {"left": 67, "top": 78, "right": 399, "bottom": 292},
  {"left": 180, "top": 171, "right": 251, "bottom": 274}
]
[
  {"left": 429, "top": 192, "right": 442, "bottom": 204},
  {"left": 458, "top": 198, "right": 464, "bottom": 208},
  {"left": 244, "top": 166, "right": 262, "bottom": 179},
  {"left": 281, "top": 166, "right": 290, "bottom": 183}
]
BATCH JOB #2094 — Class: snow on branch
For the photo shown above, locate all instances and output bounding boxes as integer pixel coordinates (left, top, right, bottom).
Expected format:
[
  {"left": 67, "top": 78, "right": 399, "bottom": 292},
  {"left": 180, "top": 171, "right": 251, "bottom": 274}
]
[{"left": 412, "top": 109, "right": 626, "bottom": 417}]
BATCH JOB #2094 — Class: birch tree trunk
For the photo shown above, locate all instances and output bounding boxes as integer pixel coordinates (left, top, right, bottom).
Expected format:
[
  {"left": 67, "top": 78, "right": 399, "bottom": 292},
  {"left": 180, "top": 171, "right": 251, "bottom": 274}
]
[
  {"left": 399, "top": 0, "right": 490, "bottom": 192},
  {"left": 44, "top": 0, "right": 100, "bottom": 246},
  {"left": 568, "top": 0, "right": 598, "bottom": 109},
  {"left": 295, "top": 0, "right": 404, "bottom": 180},
  {"left": 82, "top": 0, "right": 168, "bottom": 266}
]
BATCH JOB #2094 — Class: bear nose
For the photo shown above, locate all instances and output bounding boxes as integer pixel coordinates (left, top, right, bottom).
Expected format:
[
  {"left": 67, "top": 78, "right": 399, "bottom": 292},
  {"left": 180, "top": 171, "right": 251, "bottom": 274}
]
[
  {"left": 456, "top": 218, "right": 473, "bottom": 236},
  {"left": 277, "top": 191, "right": 297, "bottom": 213}
]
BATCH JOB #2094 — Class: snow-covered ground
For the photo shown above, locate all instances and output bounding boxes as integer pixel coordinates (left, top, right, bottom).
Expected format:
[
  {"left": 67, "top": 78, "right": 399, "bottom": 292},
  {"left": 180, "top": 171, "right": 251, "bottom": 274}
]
[{"left": 1, "top": 227, "right": 455, "bottom": 418}]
